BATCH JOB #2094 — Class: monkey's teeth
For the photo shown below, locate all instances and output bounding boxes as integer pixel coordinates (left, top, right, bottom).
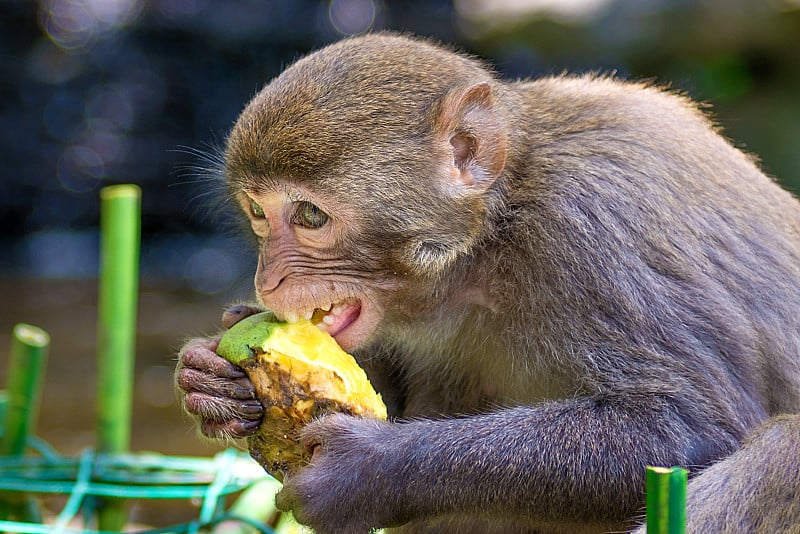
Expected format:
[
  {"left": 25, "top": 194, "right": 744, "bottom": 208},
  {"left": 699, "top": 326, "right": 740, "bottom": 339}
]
[
  {"left": 303, "top": 310, "right": 314, "bottom": 320},
  {"left": 311, "top": 302, "right": 348, "bottom": 332},
  {"left": 285, "top": 311, "right": 299, "bottom": 323}
]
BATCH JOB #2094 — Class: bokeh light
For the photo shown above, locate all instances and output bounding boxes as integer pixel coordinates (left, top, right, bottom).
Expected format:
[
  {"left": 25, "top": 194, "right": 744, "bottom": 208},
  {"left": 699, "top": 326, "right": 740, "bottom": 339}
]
[
  {"left": 329, "top": 0, "right": 378, "bottom": 35},
  {"left": 26, "top": 39, "right": 85, "bottom": 83},
  {"left": 456, "top": 0, "right": 613, "bottom": 24},
  {"left": 2, "top": 0, "right": 800, "bottom": 284},
  {"left": 23, "top": 230, "right": 99, "bottom": 278},
  {"left": 56, "top": 144, "right": 105, "bottom": 192},
  {"left": 38, "top": 0, "right": 142, "bottom": 52}
]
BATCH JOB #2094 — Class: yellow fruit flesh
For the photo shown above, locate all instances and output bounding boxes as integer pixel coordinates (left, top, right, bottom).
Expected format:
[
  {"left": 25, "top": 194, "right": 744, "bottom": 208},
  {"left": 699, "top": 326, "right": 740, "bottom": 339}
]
[{"left": 216, "top": 313, "right": 386, "bottom": 481}]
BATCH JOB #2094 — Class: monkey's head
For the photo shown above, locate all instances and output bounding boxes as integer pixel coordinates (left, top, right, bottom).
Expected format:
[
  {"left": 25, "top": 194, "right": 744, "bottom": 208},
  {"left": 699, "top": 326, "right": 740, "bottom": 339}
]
[{"left": 223, "top": 34, "right": 509, "bottom": 350}]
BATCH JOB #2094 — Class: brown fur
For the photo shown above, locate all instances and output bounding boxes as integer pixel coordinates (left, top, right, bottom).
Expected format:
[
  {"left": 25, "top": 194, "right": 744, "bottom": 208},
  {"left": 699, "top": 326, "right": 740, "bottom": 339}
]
[{"left": 177, "top": 33, "right": 800, "bottom": 533}]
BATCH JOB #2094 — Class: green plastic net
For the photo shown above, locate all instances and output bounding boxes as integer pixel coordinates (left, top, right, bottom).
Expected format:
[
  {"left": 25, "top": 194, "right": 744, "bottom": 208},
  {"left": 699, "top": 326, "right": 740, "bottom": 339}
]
[{"left": 0, "top": 430, "right": 311, "bottom": 533}]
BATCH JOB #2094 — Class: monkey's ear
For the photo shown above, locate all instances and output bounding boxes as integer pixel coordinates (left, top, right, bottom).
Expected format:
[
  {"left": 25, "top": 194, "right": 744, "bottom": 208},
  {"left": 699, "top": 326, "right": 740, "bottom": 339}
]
[{"left": 434, "top": 82, "right": 508, "bottom": 192}]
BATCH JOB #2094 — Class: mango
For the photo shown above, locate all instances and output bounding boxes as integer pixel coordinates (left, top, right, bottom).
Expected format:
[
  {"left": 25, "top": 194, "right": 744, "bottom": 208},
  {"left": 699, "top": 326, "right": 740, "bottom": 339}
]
[{"left": 216, "top": 311, "right": 387, "bottom": 481}]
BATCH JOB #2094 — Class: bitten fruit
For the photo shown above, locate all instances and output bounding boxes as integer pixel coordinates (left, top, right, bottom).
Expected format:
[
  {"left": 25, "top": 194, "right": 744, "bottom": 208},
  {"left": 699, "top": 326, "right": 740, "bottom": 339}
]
[{"left": 216, "top": 311, "right": 387, "bottom": 481}]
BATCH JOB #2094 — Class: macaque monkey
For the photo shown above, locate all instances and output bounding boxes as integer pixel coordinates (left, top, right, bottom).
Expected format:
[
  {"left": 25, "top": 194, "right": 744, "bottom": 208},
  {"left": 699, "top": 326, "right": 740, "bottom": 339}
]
[{"left": 176, "top": 33, "right": 800, "bottom": 533}]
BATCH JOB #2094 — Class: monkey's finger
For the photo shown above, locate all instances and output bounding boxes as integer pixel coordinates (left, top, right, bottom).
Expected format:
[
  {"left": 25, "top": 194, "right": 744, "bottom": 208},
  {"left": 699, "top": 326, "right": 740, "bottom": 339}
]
[
  {"left": 300, "top": 413, "right": 382, "bottom": 450},
  {"left": 200, "top": 418, "right": 261, "bottom": 439},
  {"left": 222, "top": 303, "right": 263, "bottom": 329},
  {"left": 301, "top": 413, "right": 346, "bottom": 444},
  {"left": 183, "top": 391, "right": 263, "bottom": 421},
  {"left": 181, "top": 336, "right": 220, "bottom": 353},
  {"left": 180, "top": 341, "right": 246, "bottom": 379},
  {"left": 177, "top": 367, "right": 256, "bottom": 399}
]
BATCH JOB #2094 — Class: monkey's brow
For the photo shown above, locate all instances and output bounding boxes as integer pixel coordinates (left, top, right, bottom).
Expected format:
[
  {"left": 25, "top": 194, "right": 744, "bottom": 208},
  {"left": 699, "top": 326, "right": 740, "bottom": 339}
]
[
  {"left": 240, "top": 181, "right": 314, "bottom": 204},
  {"left": 239, "top": 179, "right": 280, "bottom": 194},
  {"left": 284, "top": 189, "right": 310, "bottom": 203}
]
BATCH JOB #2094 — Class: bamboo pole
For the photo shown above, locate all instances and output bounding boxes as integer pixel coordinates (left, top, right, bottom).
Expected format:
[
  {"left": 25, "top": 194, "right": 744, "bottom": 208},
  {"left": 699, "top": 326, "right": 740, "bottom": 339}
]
[
  {"left": 0, "top": 323, "right": 49, "bottom": 522},
  {"left": 1, "top": 324, "right": 50, "bottom": 456},
  {"left": 95, "top": 184, "right": 141, "bottom": 531},
  {"left": 645, "top": 465, "right": 687, "bottom": 534}
]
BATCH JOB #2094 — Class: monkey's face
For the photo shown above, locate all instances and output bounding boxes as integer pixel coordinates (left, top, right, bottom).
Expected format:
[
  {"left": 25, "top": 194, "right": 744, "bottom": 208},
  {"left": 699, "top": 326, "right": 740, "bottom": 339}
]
[
  {"left": 224, "top": 51, "right": 509, "bottom": 350},
  {"left": 236, "top": 183, "right": 397, "bottom": 352}
]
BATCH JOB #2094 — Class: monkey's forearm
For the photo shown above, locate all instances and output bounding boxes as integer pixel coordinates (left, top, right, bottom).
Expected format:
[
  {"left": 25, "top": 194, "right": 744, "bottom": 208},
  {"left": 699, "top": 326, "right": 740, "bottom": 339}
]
[{"left": 385, "top": 399, "right": 741, "bottom": 523}]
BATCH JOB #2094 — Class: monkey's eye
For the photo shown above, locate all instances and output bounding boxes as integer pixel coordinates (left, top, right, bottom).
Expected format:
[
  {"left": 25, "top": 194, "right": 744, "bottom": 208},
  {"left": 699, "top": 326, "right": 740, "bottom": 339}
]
[
  {"left": 248, "top": 198, "right": 265, "bottom": 218},
  {"left": 293, "top": 201, "right": 329, "bottom": 229}
]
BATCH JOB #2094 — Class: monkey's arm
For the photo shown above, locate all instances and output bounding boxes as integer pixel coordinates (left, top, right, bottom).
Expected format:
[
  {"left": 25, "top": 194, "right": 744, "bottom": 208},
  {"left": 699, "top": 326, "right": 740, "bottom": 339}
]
[{"left": 276, "top": 396, "right": 741, "bottom": 533}]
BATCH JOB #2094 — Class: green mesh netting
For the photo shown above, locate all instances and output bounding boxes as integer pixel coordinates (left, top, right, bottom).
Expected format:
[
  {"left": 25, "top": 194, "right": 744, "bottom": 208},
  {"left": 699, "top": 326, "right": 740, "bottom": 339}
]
[{"left": 0, "top": 434, "right": 310, "bottom": 533}]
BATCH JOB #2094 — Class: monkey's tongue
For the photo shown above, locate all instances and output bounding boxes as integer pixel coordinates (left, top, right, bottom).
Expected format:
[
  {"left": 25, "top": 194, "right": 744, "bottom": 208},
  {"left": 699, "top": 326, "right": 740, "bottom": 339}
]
[{"left": 314, "top": 301, "right": 361, "bottom": 339}]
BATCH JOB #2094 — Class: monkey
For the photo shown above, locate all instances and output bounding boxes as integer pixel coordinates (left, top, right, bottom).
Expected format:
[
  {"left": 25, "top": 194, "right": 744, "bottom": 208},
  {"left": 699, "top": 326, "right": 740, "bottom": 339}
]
[{"left": 175, "top": 33, "right": 800, "bottom": 534}]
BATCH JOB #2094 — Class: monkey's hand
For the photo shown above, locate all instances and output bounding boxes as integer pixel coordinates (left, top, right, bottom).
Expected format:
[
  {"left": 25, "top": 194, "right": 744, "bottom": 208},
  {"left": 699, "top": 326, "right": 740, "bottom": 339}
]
[
  {"left": 175, "top": 305, "right": 265, "bottom": 440},
  {"left": 275, "top": 413, "right": 410, "bottom": 534}
]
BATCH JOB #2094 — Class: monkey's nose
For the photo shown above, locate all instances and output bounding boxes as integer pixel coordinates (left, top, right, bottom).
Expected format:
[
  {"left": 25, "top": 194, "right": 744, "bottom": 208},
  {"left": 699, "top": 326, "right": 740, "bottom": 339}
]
[{"left": 255, "top": 267, "right": 286, "bottom": 293}]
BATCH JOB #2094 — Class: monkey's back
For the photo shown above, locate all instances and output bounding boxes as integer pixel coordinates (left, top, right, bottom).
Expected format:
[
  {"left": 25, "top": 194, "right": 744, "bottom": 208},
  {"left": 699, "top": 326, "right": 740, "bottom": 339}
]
[{"left": 500, "top": 75, "right": 800, "bottom": 419}]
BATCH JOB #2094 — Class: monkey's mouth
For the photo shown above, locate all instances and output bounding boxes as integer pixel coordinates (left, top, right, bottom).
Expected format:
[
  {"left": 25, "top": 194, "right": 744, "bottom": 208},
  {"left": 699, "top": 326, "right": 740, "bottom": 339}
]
[
  {"left": 278, "top": 299, "right": 374, "bottom": 351},
  {"left": 279, "top": 301, "right": 361, "bottom": 341},
  {"left": 310, "top": 301, "right": 361, "bottom": 339}
]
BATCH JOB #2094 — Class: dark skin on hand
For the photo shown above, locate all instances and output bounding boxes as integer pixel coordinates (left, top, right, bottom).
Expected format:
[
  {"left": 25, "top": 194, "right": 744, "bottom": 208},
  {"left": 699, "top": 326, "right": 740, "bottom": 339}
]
[{"left": 175, "top": 34, "right": 800, "bottom": 534}]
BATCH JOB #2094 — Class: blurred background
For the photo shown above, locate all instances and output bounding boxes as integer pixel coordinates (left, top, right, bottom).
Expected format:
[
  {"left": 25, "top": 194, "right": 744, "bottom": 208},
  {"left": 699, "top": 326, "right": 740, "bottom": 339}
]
[{"left": 1, "top": 0, "right": 799, "bottom": 525}]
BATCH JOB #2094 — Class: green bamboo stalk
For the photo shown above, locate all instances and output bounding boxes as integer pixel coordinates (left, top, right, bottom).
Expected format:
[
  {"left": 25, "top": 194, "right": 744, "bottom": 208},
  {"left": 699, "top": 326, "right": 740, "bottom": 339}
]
[
  {"left": 0, "top": 323, "right": 49, "bottom": 522},
  {"left": 1, "top": 324, "right": 49, "bottom": 456},
  {"left": 96, "top": 184, "right": 141, "bottom": 531},
  {"left": 645, "top": 465, "right": 687, "bottom": 534},
  {"left": 0, "top": 392, "right": 6, "bottom": 426}
]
